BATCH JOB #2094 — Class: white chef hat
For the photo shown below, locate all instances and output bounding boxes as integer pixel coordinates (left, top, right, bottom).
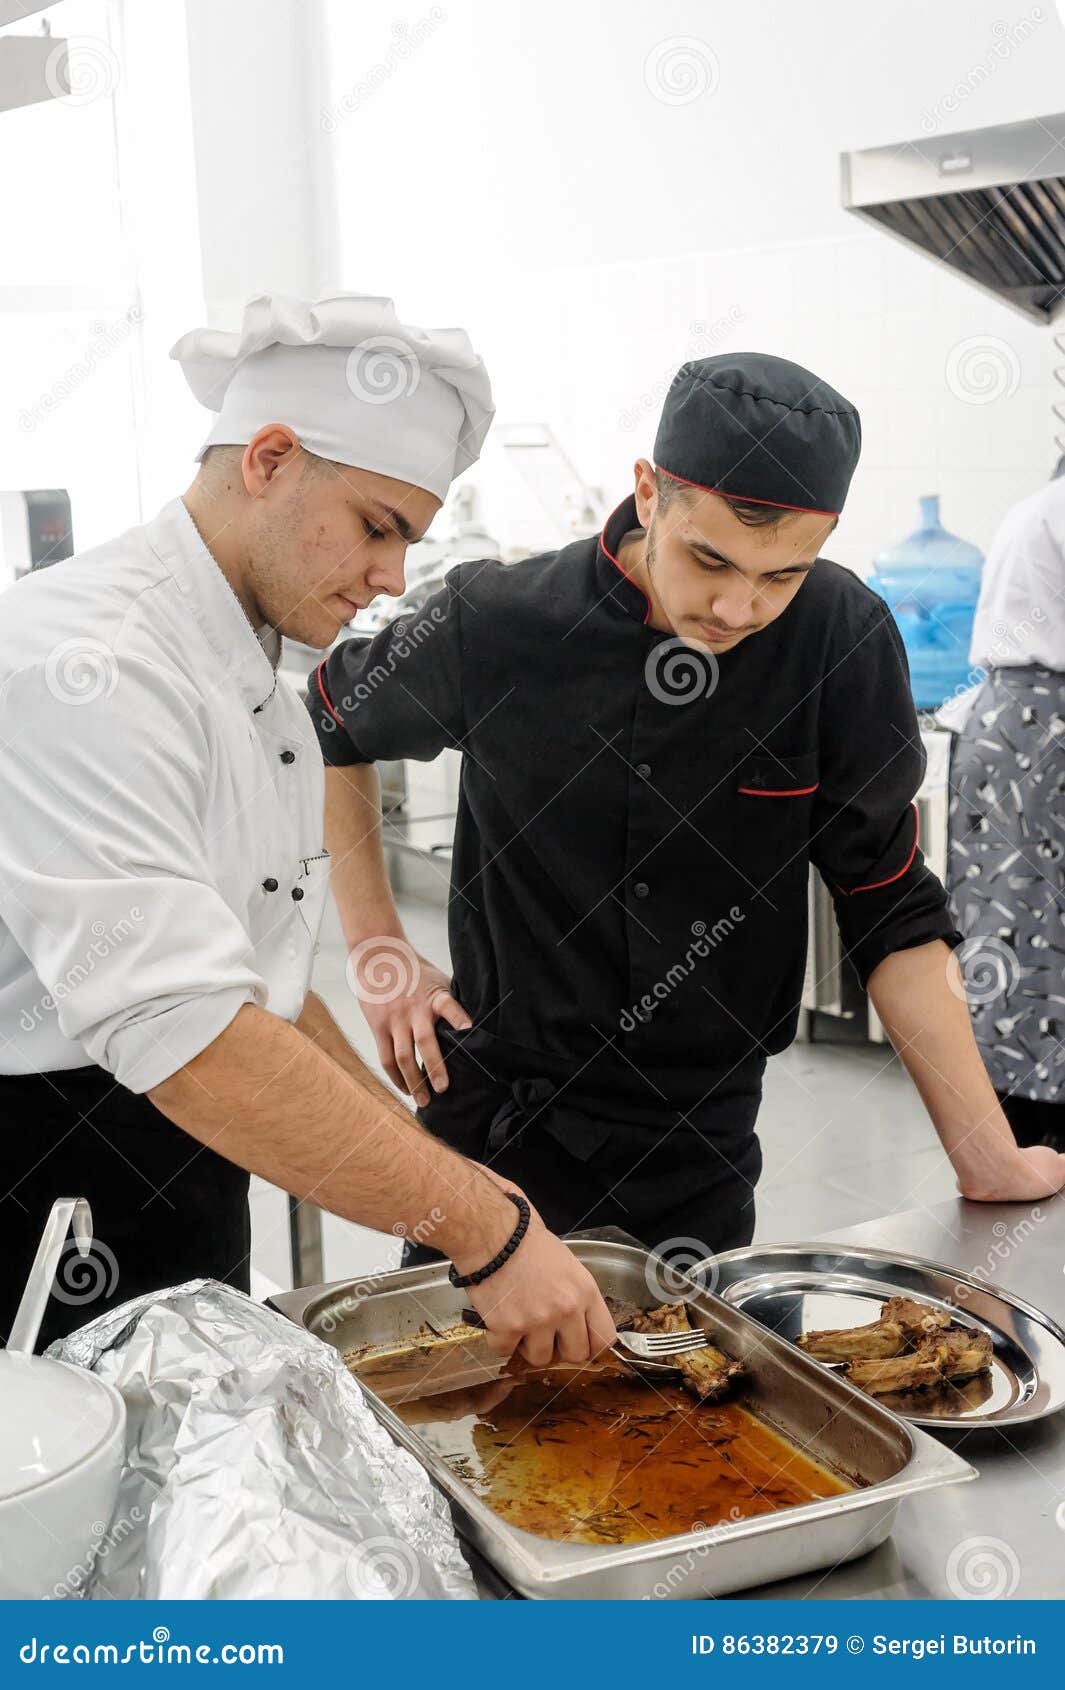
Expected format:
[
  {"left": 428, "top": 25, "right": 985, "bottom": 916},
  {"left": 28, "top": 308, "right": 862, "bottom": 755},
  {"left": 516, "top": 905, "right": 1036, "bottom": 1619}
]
[{"left": 169, "top": 292, "right": 494, "bottom": 502}]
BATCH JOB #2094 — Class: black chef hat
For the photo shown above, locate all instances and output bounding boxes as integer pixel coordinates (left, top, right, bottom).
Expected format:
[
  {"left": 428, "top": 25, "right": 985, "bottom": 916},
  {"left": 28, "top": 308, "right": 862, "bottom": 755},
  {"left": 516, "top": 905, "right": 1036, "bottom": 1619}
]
[{"left": 653, "top": 352, "right": 861, "bottom": 517}]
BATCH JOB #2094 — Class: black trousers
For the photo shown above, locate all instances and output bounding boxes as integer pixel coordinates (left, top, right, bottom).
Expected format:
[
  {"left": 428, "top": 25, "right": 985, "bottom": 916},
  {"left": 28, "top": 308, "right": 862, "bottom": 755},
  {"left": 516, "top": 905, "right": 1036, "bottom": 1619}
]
[
  {"left": 997, "top": 1089, "right": 1065, "bottom": 1153},
  {"left": 0, "top": 1065, "right": 250, "bottom": 1352},
  {"left": 404, "top": 1027, "right": 763, "bottom": 1268}
]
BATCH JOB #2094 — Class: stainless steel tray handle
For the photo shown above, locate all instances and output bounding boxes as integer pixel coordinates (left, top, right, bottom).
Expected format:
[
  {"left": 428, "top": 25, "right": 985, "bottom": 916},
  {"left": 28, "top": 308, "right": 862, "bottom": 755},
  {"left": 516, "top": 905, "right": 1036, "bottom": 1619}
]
[{"left": 7, "top": 1197, "right": 93, "bottom": 1354}]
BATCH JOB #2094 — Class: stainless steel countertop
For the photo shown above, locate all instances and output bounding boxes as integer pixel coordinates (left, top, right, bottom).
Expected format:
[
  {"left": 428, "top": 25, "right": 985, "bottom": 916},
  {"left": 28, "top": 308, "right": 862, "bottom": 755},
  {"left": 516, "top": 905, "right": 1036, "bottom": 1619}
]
[
  {"left": 465, "top": 1195, "right": 1065, "bottom": 1600},
  {"left": 739, "top": 1195, "right": 1065, "bottom": 1601}
]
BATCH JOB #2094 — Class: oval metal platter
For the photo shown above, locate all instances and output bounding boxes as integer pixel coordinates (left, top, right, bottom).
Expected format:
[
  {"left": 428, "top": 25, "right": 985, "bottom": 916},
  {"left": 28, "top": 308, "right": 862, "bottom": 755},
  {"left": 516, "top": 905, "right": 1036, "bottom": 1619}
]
[{"left": 700, "top": 1242, "right": 1065, "bottom": 1430}]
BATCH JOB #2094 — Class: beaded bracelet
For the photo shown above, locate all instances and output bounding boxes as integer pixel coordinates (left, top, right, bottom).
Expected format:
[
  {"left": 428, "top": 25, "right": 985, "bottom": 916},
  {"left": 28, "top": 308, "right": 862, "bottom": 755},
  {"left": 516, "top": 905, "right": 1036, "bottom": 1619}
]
[{"left": 448, "top": 1192, "right": 531, "bottom": 1288}]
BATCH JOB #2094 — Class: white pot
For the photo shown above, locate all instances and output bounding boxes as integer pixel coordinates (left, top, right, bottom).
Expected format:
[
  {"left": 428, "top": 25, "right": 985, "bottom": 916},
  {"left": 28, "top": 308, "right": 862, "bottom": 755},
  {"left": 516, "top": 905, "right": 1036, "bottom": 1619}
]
[{"left": 0, "top": 1352, "right": 126, "bottom": 1599}]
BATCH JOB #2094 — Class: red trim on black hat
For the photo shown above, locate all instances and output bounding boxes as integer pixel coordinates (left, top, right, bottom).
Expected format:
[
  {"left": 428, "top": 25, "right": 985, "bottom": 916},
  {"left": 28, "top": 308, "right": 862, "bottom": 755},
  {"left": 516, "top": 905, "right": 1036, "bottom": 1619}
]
[
  {"left": 315, "top": 659, "right": 344, "bottom": 726},
  {"left": 599, "top": 499, "right": 652, "bottom": 625},
  {"left": 654, "top": 464, "right": 840, "bottom": 519}
]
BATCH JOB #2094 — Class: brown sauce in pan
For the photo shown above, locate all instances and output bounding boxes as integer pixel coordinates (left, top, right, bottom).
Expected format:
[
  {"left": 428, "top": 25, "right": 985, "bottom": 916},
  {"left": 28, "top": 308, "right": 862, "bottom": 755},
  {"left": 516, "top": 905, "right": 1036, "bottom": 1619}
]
[{"left": 390, "top": 1358, "right": 850, "bottom": 1546}]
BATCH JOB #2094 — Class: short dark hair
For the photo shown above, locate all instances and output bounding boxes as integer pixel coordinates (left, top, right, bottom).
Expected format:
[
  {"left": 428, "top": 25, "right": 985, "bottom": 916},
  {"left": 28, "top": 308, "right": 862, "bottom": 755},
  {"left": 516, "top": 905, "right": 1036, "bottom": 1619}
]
[
  {"left": 196, "top": 443, "right": 246, "bottom": 488},
  {"left": 196, "top": 440, "right": 330, "bottom": 488},
  {"left": 654, "top": 467, "right": 837, "bottom": 530}
]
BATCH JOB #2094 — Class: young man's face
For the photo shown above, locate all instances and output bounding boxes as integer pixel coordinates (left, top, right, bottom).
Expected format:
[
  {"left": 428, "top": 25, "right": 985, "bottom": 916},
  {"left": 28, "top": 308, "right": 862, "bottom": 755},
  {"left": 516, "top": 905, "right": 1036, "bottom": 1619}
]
[
  {"left": 633, "top": 462, "right": 836, "bottom": 653},
  {"left": 239, "top": 436, "right": 441, "bottom": 648}
]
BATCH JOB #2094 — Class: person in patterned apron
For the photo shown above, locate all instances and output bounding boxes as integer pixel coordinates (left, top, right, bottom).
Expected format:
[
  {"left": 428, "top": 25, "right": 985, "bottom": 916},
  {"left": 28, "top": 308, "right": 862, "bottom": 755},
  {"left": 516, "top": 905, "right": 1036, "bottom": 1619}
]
[{"left": 947, "top": 474, "right": 1065, "bottom": 1152}]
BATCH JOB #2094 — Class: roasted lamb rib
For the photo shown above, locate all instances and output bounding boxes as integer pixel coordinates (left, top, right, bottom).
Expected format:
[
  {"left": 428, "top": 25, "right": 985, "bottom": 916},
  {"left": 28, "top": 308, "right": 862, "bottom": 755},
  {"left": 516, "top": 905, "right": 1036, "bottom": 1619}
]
[
  {"left": 797, "top": 1315, "right": 906, "bottom": 1362},
  {"left": 609, "top": 1299, "right": 744, "bottom": 1402},
  {"left": 797, "top": 1296, "right": 950, "bottom": 1363},
  {"left": 799, "top": 1294, "right": 991, "bottom": 1398},
  {"left": 847, "top": 1326, "right": 993, "bottom": 1396}
]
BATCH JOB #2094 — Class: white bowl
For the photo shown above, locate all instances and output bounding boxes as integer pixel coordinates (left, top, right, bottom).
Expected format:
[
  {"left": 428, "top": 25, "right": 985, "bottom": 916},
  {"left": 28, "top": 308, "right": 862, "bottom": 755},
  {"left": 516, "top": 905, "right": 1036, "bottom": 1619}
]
[{"left": 0, "top": 1353, "right": 126, "bottom": 1599}]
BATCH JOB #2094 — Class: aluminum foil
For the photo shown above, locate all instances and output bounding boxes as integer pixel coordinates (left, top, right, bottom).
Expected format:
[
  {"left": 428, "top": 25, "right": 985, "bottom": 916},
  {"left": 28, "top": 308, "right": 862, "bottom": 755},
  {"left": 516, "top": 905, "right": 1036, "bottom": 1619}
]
[{"left": 48, "top": 1278, "right": 477, "bottom": 1600}]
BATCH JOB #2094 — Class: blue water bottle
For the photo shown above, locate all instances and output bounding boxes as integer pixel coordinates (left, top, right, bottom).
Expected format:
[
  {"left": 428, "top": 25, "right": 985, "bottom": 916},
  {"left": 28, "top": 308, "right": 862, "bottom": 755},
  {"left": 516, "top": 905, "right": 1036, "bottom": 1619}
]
[{"left": 867, "top": 495, "right": 984, "bottom": 710}]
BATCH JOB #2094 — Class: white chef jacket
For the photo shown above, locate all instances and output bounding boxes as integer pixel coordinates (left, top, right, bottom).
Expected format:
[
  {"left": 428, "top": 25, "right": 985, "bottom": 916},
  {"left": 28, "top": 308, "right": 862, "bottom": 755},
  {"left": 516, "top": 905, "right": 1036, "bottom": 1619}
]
[
  {"left": 970, "top": 475, "right": 1065, "bottom": 671},
  {"left": 0, "top": 497, "right": 329, "bottom": 1093}
]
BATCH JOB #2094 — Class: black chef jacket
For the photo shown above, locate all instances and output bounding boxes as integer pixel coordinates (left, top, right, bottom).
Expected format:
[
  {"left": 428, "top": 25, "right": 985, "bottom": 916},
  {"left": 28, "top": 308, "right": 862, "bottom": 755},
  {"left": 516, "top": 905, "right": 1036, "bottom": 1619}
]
[{"left": 306, "top": 496, "right": 961, "bottom": 1243}]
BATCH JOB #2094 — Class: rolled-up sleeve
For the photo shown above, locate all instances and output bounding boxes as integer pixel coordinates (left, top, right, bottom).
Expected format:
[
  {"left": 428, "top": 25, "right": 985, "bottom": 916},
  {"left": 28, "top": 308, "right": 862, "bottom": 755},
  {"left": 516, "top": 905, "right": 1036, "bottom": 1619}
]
[
  {"left": 809, "top": 601, "right": 963, "bottom": 988},
  {"left": 306, "top": 570, "right": 466, "bottom": 767},
  {"left": 0, "top": 658, "right": 267, "bottom": 1092}
]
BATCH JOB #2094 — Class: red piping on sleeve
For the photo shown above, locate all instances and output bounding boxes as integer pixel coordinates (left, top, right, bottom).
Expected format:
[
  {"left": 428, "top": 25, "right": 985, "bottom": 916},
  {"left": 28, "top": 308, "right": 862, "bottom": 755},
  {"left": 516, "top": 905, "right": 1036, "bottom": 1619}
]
[
  {"left": 738, "top": 783, "right": 820, "bottom": 796},
  {"left": 654, "top": 464, "right": 840, "bottom": 519},
  {"left": 315, "top": 659, "right": 344, "bottom": 727},
  {"left": 839, "top": 803, "right": 920, "bottom": 895},
  {"left": 599, "top": 501, "right": 652, "bottom": 625}
]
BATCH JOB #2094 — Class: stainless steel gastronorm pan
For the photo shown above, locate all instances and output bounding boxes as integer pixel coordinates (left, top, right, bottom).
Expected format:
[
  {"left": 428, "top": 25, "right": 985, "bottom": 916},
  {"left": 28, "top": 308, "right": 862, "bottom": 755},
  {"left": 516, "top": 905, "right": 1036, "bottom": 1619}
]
[{"left": 270, "top": 1239, "right": 976, "bottom": 1599}]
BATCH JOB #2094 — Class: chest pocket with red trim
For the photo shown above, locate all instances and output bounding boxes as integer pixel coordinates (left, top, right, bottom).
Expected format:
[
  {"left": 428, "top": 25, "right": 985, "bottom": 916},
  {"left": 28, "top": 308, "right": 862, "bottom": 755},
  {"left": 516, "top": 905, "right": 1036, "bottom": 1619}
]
[
  {"left": 732, "top": 750, "right": 819, "bottom": 892},
  {"left": 736, "top": 750, "right": 820, "bottom": 798}
]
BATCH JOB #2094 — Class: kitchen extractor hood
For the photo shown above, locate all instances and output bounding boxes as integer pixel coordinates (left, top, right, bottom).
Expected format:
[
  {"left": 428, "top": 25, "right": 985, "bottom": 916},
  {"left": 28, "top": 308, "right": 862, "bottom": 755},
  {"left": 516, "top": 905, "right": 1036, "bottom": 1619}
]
[{"left": 841, "top": 112, "right": 1065, "bottom": 324}]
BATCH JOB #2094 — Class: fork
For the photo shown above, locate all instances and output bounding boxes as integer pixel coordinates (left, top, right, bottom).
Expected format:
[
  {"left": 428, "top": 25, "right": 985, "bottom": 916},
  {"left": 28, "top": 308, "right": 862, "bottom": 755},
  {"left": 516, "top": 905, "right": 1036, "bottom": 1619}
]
[
  {"left": 612, "top": 1327, "right": 710, "bottom": 1369},
  {"left": 448, "top": 1307, "right": 713, "bottom": 1371}
]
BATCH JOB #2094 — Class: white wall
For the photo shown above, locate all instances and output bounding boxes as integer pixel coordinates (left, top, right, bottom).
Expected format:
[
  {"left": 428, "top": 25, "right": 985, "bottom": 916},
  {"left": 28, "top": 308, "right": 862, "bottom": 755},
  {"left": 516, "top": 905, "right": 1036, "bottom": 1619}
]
[
  {"left": 183, "top": 0, "right": 338, "bottom": 321},
  {"left": 8, "top": 2, "right": 1063, "bottom": 562},
  {"left": 1, "top": 0, "right": 341, "bottom": 549},
  {"left": 0, "top": 0, "right": 204, "bottom": 548},
  {"left": 320, "top": 0, "right": 1065, "bottom": 569}
]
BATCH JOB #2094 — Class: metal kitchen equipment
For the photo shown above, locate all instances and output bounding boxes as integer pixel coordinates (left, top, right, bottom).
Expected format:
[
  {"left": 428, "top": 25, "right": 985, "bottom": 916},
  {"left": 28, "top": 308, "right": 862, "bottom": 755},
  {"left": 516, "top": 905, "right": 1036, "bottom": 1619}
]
[
  {"left": 496, "top": 422, "right": 604, "bottom": 544},
  {"left": 696, "top": 1241, "right": 1065, "bottom": 1431},
  {"left": 613, "top": 1326, "right": 710, "bottom": 1365},
  {"left": 842, "top": 110, "right": 1065, "bottom": 325},
  {"left": 842, "top": 109, "right": 1065, "bottom": 467},
  {"left": 802, "top": 726, "right": 952, "bottom": 1043},
  {"left": 0, "top": 16, "right": 69, "bottom": 116},
  {"left": 7, "top": 1195, "right": 93, "bottom": 1354},
  {"left": 0, "top": 489, "right": 74, "bottom": 589},
  {"left": 270, "top": 1238, "right": 975, "bottom": 1600}
]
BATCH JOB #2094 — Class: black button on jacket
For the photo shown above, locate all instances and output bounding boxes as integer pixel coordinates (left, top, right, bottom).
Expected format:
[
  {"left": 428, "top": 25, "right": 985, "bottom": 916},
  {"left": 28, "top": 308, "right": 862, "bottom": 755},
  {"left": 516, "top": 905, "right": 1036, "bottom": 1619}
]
[{"left": 308, "top": 496, "right": 961, "bottom": 1109}]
